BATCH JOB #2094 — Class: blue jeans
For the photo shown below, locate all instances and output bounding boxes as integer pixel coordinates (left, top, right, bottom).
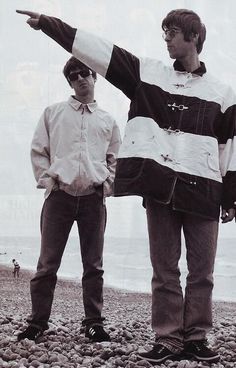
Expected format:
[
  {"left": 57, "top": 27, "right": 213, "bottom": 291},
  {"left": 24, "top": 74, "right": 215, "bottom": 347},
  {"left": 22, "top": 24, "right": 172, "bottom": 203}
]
[
  {"left": 146, "top": 199, "right": 218, "bottom": 348},
  {"left": 28, "top": 190, "right": 106, "bottom": 330}
]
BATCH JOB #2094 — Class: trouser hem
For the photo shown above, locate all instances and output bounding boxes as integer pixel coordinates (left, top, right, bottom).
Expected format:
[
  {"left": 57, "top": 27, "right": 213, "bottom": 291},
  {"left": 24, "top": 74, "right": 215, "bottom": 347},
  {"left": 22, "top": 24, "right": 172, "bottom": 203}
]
[
  {"left": 155, "top": 337, "right": 184, "bottom": 354},
  {"left": 82, "top": 317, "right": 105, "bottom": 327},
  {"left": 26, "top": 321, "right": 48, "bottom": 331}
]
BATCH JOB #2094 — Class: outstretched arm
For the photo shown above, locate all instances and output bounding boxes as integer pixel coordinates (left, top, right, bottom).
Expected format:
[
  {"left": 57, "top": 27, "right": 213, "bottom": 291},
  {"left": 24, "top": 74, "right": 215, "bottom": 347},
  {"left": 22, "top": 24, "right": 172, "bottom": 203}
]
[{"left": 16, "top": 9, "right": 140, "bottom": 99}]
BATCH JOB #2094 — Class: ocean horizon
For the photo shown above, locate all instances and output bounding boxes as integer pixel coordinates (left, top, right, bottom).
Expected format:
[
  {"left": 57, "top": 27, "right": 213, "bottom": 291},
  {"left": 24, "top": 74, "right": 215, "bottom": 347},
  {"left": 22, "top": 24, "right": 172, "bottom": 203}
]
[{"left": 0, "top": 235, "right": 236, "bottom": 302}]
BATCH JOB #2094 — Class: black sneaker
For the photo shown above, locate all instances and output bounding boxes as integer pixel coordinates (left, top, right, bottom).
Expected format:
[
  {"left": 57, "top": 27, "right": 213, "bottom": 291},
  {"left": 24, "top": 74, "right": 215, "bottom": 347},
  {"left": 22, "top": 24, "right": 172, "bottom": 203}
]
[
  {"left": 184, "top": 340, "right": 220, "bottom": 363},
  {"left": 17, "top": 325, "right": 43, "bottom": 341},
  {"left": 85, "top": 324, "right": 110, "bottom": 342},
  {"left": 137, "top": 344, "right": 179, "bottom": 364}
]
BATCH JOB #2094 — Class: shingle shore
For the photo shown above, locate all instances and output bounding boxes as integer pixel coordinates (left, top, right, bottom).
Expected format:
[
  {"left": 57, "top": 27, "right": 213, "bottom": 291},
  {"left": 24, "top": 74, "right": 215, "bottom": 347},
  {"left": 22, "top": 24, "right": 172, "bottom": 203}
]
[{"left": 0, "top": 265, "right": 236, "bottom": 368}]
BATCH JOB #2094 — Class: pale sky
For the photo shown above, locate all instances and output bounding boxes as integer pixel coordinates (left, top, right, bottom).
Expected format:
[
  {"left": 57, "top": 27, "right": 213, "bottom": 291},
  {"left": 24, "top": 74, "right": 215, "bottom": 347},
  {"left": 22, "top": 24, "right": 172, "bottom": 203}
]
[{"left": 1, "top": 0, "right": 236, "bottom": 239}]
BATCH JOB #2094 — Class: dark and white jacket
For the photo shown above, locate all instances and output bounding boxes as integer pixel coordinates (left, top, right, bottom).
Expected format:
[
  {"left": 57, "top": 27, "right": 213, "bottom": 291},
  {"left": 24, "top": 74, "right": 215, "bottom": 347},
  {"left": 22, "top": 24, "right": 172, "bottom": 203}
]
[{"left": 39, "top": 15, "right": 236, "bottom": 221}]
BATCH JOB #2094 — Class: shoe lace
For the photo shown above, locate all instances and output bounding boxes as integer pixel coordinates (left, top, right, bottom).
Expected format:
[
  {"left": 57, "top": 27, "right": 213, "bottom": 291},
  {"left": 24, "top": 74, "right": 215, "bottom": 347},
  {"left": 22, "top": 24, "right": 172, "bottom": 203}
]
[
  {"left": 155, "top": 344, "right": 166, "bottom": 353},
  {"left": 192, "top": 340, "right": 208, "bottom": 351}
]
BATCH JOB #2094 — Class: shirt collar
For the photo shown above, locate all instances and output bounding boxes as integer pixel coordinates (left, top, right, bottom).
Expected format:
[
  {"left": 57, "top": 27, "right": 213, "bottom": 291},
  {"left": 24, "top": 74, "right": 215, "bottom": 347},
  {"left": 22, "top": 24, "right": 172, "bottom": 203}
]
[
  {"left": 68, "top": 96, "right": 97, "bottom": 112},
  {"left": 173, "top": 60, "right": 206, "bottom": 76}
]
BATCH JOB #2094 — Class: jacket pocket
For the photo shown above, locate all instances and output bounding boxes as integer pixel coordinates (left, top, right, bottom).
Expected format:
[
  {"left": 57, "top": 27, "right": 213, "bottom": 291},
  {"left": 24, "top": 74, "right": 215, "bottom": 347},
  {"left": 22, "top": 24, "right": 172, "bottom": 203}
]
[
  {"left": 115, "top": 157, "right": 146, "bottom": 181},
  {"left": 206, "top": 152, "right": 219, "bottom": 172}
]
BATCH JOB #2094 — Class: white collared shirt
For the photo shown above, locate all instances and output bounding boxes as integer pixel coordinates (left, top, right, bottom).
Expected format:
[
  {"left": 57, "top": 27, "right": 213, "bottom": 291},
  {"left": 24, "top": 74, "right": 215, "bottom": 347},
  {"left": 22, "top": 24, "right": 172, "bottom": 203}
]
[{"left": 31, "top": 96, "right": 121, "bottom": 197}]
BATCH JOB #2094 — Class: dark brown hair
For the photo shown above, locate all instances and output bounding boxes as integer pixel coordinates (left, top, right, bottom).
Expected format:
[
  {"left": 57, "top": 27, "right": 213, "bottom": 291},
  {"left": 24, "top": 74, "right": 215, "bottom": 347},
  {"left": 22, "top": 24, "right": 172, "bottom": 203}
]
[
  {"left": 162, "top": 9, "right": 206, "bottom": 54},
  {"left": 63, "top": 57, "right": 96, "bottom": 85}
]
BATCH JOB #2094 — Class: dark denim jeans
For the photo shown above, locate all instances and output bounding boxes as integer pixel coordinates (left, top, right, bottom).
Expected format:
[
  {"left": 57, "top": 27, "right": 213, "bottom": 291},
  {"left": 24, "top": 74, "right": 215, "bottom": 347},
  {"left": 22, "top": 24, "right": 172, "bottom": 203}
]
[
  {"left": 146, "top": 198, "right": 218, "bottom": 348},
  {"left": 28, "top": 190, "right": 106, "bottom": 330}
]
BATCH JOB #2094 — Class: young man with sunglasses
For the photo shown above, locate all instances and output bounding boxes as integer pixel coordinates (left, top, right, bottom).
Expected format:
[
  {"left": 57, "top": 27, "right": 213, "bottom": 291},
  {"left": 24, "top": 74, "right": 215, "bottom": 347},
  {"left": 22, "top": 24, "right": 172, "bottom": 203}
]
[
  {"left": 17, "top": 8, "right": 236, "bottom": 364},
  {"left": 17, "top": 56, "right": 121, "bottom": 343}
]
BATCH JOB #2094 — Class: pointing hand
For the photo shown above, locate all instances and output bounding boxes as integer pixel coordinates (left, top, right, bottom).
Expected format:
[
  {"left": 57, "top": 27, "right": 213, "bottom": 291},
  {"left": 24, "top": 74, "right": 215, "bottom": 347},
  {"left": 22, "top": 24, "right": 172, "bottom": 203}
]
[{"left": 16, "top": 10, "right": 41, "bottom": 30}]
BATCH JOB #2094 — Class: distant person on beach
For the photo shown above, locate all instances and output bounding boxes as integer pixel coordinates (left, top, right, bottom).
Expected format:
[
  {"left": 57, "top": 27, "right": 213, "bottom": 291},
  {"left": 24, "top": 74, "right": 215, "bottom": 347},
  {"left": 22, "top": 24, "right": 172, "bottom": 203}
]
[
  {"left": 17, "top": 8, "right": 236, "bottom": 364},
  {"left": 16, "top": 56, "right": 121, "bottom": 343},
  {"left": 12, "top": 259, "right": 20, "bottom": 278}
]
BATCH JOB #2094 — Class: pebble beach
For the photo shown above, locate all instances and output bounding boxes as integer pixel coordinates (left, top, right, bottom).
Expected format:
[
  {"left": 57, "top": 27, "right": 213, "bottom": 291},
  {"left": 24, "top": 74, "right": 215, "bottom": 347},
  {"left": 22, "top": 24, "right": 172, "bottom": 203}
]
[{"left": 0, "top": 265, "right": 236, "bottom": 368}]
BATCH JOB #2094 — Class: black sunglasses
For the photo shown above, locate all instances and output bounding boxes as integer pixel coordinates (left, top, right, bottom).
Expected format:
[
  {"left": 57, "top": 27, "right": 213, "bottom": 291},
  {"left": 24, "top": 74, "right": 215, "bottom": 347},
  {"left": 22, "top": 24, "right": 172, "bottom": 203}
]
[{"left": 68, "top": 69, "right": 92, "bottom": 82}]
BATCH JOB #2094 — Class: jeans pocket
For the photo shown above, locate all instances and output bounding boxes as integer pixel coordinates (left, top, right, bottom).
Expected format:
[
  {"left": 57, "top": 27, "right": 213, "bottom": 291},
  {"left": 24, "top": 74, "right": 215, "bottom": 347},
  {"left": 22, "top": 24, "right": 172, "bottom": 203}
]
[{"left": 94, "top": 184, "right": 104, "bottom": 198}]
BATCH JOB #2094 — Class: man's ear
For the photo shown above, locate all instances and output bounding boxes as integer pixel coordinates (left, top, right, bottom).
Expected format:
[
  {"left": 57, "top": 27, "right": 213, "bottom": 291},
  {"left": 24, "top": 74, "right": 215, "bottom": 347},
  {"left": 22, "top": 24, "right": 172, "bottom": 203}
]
[{"left": 191, "top": 33, "right": 199, "bottom": 45}]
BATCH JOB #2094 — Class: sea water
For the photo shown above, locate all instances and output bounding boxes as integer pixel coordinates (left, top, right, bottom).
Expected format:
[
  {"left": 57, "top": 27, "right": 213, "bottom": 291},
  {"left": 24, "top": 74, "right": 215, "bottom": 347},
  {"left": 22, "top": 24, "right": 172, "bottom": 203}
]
[{"left": 0, "top": 235, "right": 235, "bottom": 302}]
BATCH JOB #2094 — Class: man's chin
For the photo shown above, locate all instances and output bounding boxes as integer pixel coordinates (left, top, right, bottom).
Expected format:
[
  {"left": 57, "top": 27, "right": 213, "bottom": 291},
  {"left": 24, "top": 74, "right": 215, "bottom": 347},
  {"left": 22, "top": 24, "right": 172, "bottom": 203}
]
[
  {"left": 77, "top": 87, "right": 88, "bottom": 93},
  {"left": 168, "top": 52, "right": 175, "bottom": 59}
]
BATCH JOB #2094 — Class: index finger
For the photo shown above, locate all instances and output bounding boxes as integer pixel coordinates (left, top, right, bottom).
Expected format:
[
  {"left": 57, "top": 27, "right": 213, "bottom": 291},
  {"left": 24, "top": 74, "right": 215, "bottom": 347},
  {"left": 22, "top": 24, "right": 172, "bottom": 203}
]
[{"left": 16, "top": 9, "right": 37, "bottom": 17}]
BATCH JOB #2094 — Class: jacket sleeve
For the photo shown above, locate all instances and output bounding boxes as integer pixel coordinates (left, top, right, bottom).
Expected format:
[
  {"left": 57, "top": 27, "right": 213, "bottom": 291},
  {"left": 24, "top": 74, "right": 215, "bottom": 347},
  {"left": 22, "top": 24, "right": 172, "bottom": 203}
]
[
  {"left": 39, "top": 15, "right": 140, "bottom": 99},
  {"left": 103, "top": 121, "right": 121, "bottom": 197},
  {"left": 218, "top": 87, "right": 236, "bottom": 210},
  {"left": 39, "top": 15, "right": 76, "bottom": 52},
  {"left": 31, "top": 108, "right": 55, "bottom": 192}
]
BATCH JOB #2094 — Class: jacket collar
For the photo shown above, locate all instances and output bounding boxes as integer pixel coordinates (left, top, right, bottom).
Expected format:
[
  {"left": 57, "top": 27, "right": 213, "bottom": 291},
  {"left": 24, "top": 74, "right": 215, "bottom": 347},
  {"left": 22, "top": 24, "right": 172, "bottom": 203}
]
[
  {"left": 68, "top": 96, "right": 97, "bottom": 112},
  {"left": 173, "top": 60, "right": 206, "bottom": 76}
]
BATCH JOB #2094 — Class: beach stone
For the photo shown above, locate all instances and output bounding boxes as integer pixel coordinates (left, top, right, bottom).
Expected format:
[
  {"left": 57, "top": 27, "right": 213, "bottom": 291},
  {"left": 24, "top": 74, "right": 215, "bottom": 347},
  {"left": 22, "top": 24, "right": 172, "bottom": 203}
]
[
  {"left": 115, "top": 347, "right": 127, "bottom": 355},
  {"left": 52, "top": 346, "right": 62, "bottom": 353},
  {"left": 114, "top": 357, "right": 125, "bottom": 366},
  {"left": 0, "top": 358, "right": 6, "bottom": 366},
  {"left": 177, "top": 361, "right": 193, "bottom": 368},
  {"left": 125, "top": 363, "right": 137, "bottom": 368},
  {"left": 58, "top": 326, "right": 70, "bottom": 333},
  {"left": 48, "top": 353, "right": 59, "bottom": 363},
  {"left": 28, "top": 354, "right": 39, "bottom": 363},
  {"left": 227, "top": 341, "right": 236, "bottom": 349},
  {"left": 73, "top": 356, "right": 84, "bottom": 365},
  {"left": 48, "top": 342, "right": 59, "bottom": 351},
  {"left": 57, "top": 353, "right": 68, "bottom": 363},
  {"left": 29, "top": 360, "right": 41, "bottom": 367},
  {"left": 99, "top": 341, "right": 112, "bottom": 348},
  {"left": 0, "top": 338, "right": 12, "bottom": 347},
  {"left": 18, "top": 357, "right": 28, "bottom": 365},
  {"left": 82, "top": 357, "right": 92, "bottom": 364},
  {"left": 38, "top": 353, "right": 48, "bottom": 363},
  {"left": 82, "top": 348, "right": 93, "bottom": 356},
  {"left": 92, "top": 356, "right": 105, "bottom": 364},
  {"left": 9, "top": 353, "right": 20, "bottom": 361},
  {"left": 128, "top": 353, "right": 138, "bottom": 362},
  {"left": 100, "top": 348, "right": 114, "bottom": 360},
  {"left": 123, "top": 330, "right": 133, "bottom": 340},
  {"left": 126, "top": 344, "right": 138, "bottom": 354},
  {"left": 135, "top": 359, "right": 152, "bottom": 367},
  {"left": 2, "top": 349, "right": 14, "bottom": 362},
  {"left": 93, "top": 362, "right": 104, "bottom": 367}
]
